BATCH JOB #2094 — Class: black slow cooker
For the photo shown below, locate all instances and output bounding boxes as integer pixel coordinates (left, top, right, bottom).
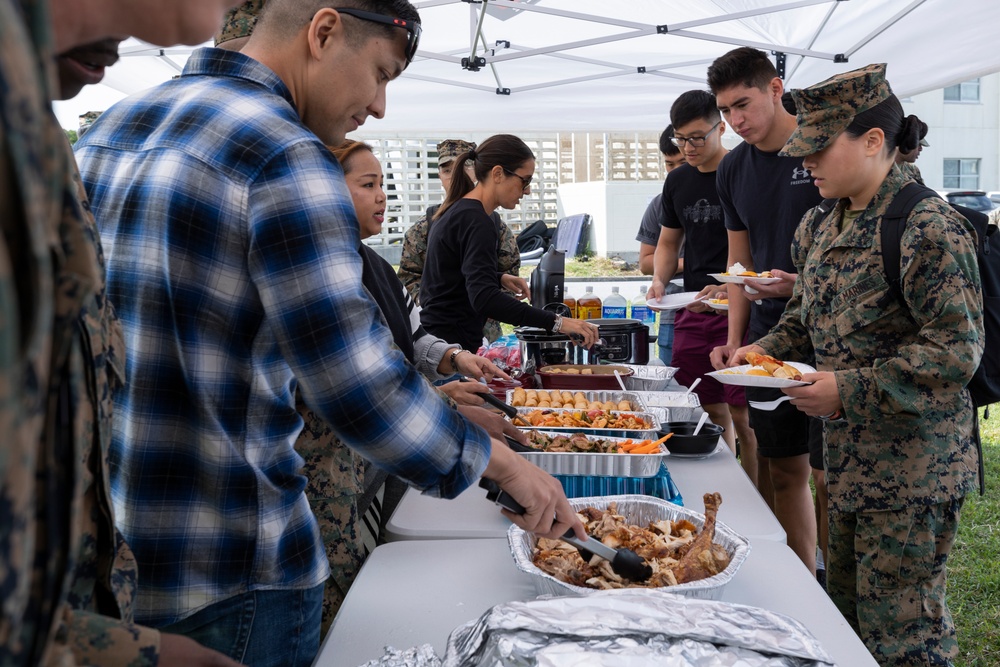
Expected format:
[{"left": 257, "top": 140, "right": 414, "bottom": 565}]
[
  {"left": 575, "top": 318, "right": 649, "bottom": 365},
  {"left": 514, "top": 326, "right": 575, "bottom": 372}
]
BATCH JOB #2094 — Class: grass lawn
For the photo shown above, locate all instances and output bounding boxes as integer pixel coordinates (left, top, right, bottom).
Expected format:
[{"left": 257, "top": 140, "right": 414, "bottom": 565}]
[{"left": 951, "top": 410, "right": 1000, "bottom": 666}]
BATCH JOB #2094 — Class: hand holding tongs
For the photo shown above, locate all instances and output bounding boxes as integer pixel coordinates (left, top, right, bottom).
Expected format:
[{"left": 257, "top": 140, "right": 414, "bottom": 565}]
[{"left": 479, "top": 479, "right": 653, "bottom": 581}]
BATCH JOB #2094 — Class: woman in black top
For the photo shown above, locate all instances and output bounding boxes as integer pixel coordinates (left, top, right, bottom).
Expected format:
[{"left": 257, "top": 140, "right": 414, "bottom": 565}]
[{"left": 420, "top": 134, "right": 600, "bottom": 351}]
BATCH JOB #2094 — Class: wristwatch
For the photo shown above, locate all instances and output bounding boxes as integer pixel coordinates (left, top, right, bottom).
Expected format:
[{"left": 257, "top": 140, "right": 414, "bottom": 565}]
[
  {"left": 552, "top": 314, "right": 564, "bottom": 333},
  {"left": 448, "top": 348, "right": 464, "bottom": 373}
]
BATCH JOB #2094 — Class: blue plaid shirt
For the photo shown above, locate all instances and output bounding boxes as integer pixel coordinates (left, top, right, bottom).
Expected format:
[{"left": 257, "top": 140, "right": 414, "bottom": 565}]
[{"left": 75, "top": 48, "right": 492, "bottom": 626}]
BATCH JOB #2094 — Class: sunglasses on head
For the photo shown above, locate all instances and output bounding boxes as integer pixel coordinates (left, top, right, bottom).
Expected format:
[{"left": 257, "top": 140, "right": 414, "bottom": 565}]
[{"left": 333, "top": 7, "right": 421, "bottom": 65}]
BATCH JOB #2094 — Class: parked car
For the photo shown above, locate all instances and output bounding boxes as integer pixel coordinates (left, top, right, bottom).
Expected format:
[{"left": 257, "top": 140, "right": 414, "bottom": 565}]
[{"left": 944, "top": 190, "right": 996, "bottom": 212}]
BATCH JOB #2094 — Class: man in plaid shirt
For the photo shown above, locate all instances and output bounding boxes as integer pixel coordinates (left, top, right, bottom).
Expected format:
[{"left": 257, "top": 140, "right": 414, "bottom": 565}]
[{"left": 76, "top": 1, "right": 581, "bottom": 664}]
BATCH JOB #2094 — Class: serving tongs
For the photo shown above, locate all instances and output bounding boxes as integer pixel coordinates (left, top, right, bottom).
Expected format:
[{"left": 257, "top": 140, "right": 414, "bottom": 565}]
[
  {"left": 460, "top": 377, "right": 532, "bottom": 427},
  {"left": 479, "top": 478, "right": 653, "bottom": 582}
]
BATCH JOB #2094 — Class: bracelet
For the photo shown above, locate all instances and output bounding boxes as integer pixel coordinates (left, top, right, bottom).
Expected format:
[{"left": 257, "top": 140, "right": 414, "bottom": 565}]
[
  {"left": 552, "top": 314, "right": 563, "bottom": 333},
  {"left": 449, "top": 348, "right": 464, "bottom": 373}
]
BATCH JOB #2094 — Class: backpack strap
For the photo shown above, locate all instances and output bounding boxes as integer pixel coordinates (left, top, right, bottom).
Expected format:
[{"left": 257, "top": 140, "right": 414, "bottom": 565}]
[{"left": 878, "top": 182, "right": 939, "bottom": 308}]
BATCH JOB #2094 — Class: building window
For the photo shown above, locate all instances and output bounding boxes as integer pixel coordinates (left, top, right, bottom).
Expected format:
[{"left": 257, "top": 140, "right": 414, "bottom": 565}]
[
  {"left": 944, "top": 78, "right": 980, "bottom": 103},
  {"left": 943, "top": 158, "right": 980, "bottom": 190}
]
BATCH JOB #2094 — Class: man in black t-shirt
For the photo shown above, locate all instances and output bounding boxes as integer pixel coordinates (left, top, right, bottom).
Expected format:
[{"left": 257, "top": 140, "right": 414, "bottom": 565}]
[
  {"left": 707, "top": 47, "right": 825, "bottom": 578},
  {"left": 646, "top": 90, "right": 756, "bottom": 463}
]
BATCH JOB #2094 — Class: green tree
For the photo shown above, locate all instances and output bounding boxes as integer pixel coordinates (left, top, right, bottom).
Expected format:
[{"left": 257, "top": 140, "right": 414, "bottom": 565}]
[{"left": 65, "top": 129, "right": 78, "bottom": 145}]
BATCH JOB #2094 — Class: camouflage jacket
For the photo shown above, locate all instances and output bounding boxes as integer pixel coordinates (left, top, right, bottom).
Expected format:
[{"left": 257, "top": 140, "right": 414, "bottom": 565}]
[
  {"left": 757, "top": 165, "right": 983, "bottom": 513},
  {"left": 0, "top": 1, "right": 158, "bottom": 664},
  {"left": 398, "top": 206, "right": 520, "bottom": 343}
]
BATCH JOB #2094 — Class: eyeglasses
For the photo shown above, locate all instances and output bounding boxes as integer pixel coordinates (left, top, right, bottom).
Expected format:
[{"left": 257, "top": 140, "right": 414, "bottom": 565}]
[
  {"left": 334, "top": 7, "right": 421, "bottom": 65},
  {"left": 502, "top": 167, "right": 533, "bottom": 192},
  {"left": 670, "top": 122, "right": 721, "bottom": 147}
]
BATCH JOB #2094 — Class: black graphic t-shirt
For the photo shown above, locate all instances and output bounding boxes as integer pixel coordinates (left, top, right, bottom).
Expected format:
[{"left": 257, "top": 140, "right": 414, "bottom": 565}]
[
  {"left": 716, "top": 143, "right": 823, "bottom": 338},
  {"left": 661, "top": 163, "right": 729, "bottom": 292}
]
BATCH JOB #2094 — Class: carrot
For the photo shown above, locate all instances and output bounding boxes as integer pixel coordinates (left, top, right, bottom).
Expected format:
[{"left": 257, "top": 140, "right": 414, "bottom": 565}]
[
  {"left": 619, "top": 440, "right": 647, "bottom": 452},
  {"left": 630, "top": 443, "right": 661, "bottom": 454}
]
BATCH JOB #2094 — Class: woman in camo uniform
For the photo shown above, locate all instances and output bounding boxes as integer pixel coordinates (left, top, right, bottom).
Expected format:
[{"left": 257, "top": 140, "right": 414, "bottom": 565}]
[{"left": 733, "top": 64, "right": 983, "bottom": 665}]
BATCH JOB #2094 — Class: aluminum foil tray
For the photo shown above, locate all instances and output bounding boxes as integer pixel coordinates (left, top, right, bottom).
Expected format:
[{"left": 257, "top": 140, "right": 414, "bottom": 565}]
[
  {"left": 512, "top": 407, "right": 658, "bottom": 439},
  {"left": 517, "top": 430, "right": 666, "bottom": 477},
  {"left": 443, "top": 592, "right": 835, "bottom": 666},
  {"left": 508, "top": 494, "right": 750, "bottom": 601},
  {"left": 633, "top": 390, "right": 701, "bottom": 423},
  {"left": 619, "top": 364, "right": 679, "bottom": 392},
  {"left": 505, "top": 388, "right": 645, "bottom": 412}
]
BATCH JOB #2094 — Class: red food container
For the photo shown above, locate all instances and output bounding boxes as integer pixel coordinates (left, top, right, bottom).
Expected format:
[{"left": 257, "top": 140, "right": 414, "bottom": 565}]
[
  {"left": 536, "top": 364, "right": 634, "bottom": 390},
  {"left": 486, "top": 378, "right": 522, "bottom": 399}
]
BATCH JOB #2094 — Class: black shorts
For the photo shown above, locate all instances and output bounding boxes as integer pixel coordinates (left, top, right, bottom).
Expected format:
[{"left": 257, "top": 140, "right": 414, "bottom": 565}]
[{"left": 747, "top": 386, "right": 824, "bottom": 469}]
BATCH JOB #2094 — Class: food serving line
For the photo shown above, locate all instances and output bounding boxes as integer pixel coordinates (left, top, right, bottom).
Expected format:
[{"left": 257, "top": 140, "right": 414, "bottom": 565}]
[{"left": 314, "top": 366, "right": 875, "bottom": 666}]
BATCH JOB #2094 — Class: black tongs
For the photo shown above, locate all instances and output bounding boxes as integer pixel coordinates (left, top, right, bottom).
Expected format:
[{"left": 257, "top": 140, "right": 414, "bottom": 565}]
[
  {"left": 459, "top": 377, "right": 531, "bottom": 427},
  {"left": 479, "top": 479, "right": 653, "bottom": 582}
]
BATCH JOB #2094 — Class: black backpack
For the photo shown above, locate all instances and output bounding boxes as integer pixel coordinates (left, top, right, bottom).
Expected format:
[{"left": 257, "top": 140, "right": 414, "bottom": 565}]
[
  {"left": 866, "top": 183, "right": 997, "bottom": 495},
  {"left": 516, "top": 219, "right": 552, "bottom": 254}
]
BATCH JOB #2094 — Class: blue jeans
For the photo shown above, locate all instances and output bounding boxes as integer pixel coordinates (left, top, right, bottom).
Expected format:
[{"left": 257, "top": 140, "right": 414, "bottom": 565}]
[
  {"left": 161, "top": 584, "right": 324, "bottom": 667},
  {"left": 657, "top": 320, "right": 675, "bottom": 365}
]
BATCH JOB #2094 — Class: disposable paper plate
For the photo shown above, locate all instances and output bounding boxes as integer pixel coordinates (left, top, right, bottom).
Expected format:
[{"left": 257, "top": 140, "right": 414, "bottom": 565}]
[
  {"left": 703, "top": 298, "right": 729, "bottom": 311},
  {"left": 706, "top": 362, "right": 816, "bottom": 388},
  {"left": 708, "top": 273, "right": 781, "bottom": 285},
  {"left": 646, "top": 292, "right": 700, "bottom": 311}
]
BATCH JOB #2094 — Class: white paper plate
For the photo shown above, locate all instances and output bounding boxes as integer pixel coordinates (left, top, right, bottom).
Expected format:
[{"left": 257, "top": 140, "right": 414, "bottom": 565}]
[
  {"left": 646, "top": 292, "right": 701, "bottom": 311},
  {"left": 669, "top": 277, "right": 684, "bottom": 288},
  {"left": 706, "top": 362, "right": 816, "bottom": 388},
  {"left": 708, "top": 273, "right": 781, "bottom": 286},
  {"left": 703, "top": 298, "right": 729, "bottom": 311}
]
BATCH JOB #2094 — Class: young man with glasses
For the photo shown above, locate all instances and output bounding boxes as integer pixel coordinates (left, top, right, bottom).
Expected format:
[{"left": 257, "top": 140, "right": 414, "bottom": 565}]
[
  {"left": 646, "top": 91, "right": 759, "bottom": 472},
  {"left": 76, "top": 2, "right": 583, "bottom": 664}
]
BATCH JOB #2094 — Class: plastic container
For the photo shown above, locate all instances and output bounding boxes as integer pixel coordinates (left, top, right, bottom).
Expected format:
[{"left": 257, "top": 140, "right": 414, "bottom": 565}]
[
  {"left": 601, "top": 286, "right": 627, "bottom": 318},
  {"left": 485, "top": 377, "right": 522, "bottom": 400},
  {"left": 563, "top": 289, "right": 578, "bottom": 319},
  {"left": 630, "top": 285, "right": 657, "bottom": 334},
  {"left": 577, "top": 286, "right": 602, "bottom": 320},
  {"left": 660, "top": 421, "right": 725, "bottom": 456}
]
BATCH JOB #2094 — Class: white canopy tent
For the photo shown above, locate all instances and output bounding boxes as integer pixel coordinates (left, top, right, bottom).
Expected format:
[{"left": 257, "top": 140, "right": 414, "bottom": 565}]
[{"left": 55, "top": 0, "right": 1000, "bottom": 133}]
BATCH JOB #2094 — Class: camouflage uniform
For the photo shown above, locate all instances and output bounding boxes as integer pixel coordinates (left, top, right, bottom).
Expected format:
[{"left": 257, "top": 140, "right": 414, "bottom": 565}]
[
  {"left": 76, "top": 111, "right": 102, "bottom": 138},
  {"left": 1, "top": 0, "right": 159, "bottom": 663},
  {"left": 760, "top": 64, "right": 983, "bottom": 666},
  {"left": 214, "top": 0, "right": 264, "bottom": 46},
  {"left": 398, "top": 139, "right": 520, "bottom": 344}
]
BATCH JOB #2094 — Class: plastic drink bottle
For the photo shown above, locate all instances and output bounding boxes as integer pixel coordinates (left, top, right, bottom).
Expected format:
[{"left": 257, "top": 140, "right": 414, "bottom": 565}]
[
  {"left": 601, "top": 286, "right": 627, "bottom": 318},
  {"left": 562, "top": 289, "right": 577, "bottom": 318},
  {"left": 630, "top": 285, "right": 657, "bottom": 333},
  {"left": 577, "top": 286, "right": 602, "bottom": 320}
]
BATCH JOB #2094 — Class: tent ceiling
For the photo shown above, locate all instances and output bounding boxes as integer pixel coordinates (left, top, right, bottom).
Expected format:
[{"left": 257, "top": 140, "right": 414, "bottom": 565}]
[{"left": 55, "top": 0, "right": 1000, "bottom": 133}]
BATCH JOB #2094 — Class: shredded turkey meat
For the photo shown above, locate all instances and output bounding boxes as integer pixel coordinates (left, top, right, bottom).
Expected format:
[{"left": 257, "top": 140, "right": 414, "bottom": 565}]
[{"left": 532, "top": 494, "right": 732, "bottom": 590}]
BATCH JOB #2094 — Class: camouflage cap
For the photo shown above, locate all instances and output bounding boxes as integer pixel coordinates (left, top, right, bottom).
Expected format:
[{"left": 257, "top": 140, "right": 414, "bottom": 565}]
[
  {"left": 437, "top": 139, "right": 476, "bottom": 165},
  {"left": 215, "top": 0, "right": 265, "bottom": 46},
  {"left": 780, "top": 63, "right": 892, "bottom": 157},
  {"left": 78, "top": 110, "right": 103, "bottom": 137}
]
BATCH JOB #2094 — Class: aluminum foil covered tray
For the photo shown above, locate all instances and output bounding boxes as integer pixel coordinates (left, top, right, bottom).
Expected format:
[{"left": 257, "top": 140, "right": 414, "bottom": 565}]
[
  {"left": 508, "top": 494, "right": 750, "bottom": 600},
  {"left": 633, "top": 390, "right": 702, "bottom": 423},
  {"left": 505, "top": 388, "right": 646, "bottom": 412},
  {"left": 517, "top": 430, "right": 667, "bottom": 478},
  {"left": 442, "top": 592, "right": 835, "bottom": 666},
  {"left": 512, "top": 407, "right": 658, "bottom": 439}
]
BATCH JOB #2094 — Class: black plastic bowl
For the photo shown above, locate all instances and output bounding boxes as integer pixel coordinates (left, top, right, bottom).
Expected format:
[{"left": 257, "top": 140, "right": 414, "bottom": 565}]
[{"left": 659, "top": 421, "right": 724, "bottom": 456}]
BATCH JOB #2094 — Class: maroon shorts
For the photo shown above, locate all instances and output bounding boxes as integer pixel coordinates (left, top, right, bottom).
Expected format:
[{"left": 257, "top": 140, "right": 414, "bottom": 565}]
[{"left": 672, "top": 308, "right": 746, "bottom": 407}]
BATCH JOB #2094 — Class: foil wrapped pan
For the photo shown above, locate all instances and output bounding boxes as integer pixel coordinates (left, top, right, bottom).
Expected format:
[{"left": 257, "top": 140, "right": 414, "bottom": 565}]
[
  {"left": 512, "top": 407, "right": 658, "bottom": 439},
  {"left": 505, "top": 388, "right": 646, "bottom": 412},
  {"left": 517, "top": 430, "right": 667, "bottom": 478},
  {"left": 441, "top": 592, "right": 835, "bottom": 666},
  {"left": 632, "top": 390, "right": 701, "bottom": 423},
  {"left": 508, "top": 495, "right": 750, "bottom": 600}
]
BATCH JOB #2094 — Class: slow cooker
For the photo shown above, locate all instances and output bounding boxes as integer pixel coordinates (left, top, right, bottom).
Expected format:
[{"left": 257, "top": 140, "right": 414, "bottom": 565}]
[
  {"left": 574, "top": 318, "right": 649, "bottom": 365},
  {"left": 514, "top": 327, "right": 575, "bottom": 372}
]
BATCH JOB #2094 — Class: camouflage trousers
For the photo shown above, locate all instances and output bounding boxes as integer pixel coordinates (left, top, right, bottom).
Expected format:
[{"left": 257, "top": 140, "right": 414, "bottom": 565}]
[{"left": 827, "top": 498, "right": 963, "bottom": 666}]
